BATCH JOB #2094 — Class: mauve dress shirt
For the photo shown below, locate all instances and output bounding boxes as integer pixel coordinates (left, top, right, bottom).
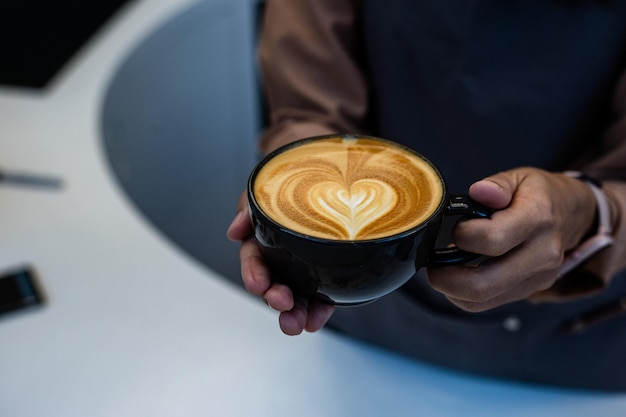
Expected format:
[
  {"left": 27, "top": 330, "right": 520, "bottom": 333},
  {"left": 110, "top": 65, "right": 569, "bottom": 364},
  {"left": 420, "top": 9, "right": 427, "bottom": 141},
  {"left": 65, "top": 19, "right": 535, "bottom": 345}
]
[{"left": 256, "top": 0, "right": 626, "bottom": 390}]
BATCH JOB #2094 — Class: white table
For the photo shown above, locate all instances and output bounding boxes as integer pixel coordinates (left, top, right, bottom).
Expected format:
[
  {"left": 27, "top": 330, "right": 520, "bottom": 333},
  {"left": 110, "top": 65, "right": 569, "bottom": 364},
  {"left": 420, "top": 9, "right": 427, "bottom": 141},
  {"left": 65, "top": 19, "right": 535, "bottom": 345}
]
[{"left": 1, "top": 1, "right": 625, "bottom": 416}]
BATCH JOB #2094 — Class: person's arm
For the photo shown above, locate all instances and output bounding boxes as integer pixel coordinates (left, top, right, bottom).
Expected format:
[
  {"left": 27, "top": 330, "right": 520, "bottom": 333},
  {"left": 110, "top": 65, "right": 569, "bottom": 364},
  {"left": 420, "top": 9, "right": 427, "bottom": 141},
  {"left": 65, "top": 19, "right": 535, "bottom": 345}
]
[
  {"left": 228, "top": 0, "right": 364, "bottom": 335},
  {"left": 257, "top": 0, "right": 367, "bottom": 154},
  {"left": 428, "top": 69, "right": 626, "bottom": 309}
]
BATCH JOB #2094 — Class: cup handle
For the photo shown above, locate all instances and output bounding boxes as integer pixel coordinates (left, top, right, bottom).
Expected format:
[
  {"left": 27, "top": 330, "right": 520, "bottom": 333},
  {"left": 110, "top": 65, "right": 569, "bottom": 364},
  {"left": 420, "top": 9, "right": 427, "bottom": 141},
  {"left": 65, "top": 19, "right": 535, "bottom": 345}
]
[{"left": 427, "top": 195, "right": 494, "bottom": 267}]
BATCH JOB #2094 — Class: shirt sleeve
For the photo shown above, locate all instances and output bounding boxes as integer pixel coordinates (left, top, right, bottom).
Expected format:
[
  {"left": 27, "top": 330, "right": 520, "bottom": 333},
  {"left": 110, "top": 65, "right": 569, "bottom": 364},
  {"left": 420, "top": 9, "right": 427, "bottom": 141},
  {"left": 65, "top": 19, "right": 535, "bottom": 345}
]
[{"left": 257, "top": 0, "right": 367, "bottom": 154}]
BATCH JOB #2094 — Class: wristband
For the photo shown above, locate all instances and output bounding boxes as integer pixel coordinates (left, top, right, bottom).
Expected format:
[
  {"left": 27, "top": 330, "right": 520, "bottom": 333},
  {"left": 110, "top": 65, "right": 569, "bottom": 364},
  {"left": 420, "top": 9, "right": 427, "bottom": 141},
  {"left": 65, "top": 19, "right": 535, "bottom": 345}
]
[{"left": 557, "top": 171, "right": 615, "bottom": 278}]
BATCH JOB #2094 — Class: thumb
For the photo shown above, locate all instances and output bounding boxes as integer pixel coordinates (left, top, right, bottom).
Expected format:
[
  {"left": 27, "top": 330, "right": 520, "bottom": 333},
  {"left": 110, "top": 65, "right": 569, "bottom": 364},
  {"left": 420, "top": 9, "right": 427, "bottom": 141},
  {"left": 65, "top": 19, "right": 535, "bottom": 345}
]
[
  {"left": 468, "top": 175, "right": 514, "bottom": 210},
  {"left": 226, "top": 191, "right": 253, "bottom": 241}
]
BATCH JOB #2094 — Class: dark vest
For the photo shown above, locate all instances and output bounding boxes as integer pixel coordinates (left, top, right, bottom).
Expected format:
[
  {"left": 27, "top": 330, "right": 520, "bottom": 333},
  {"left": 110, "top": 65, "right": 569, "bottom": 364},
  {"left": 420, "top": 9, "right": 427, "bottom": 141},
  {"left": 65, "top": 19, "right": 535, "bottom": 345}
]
[
  {"left": 361, "top": 0, "right": 626, "bottom": 191},
  {"left": 328, "top": 0, "right": 626, "bottom": 391}
]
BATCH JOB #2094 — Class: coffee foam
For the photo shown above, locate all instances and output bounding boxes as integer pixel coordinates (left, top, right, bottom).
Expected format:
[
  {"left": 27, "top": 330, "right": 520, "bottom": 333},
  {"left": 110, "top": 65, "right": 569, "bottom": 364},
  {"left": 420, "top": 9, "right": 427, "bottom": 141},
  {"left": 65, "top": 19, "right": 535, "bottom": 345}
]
[{"left": 253, "top": 137, "right": 444, "bottom": 240}]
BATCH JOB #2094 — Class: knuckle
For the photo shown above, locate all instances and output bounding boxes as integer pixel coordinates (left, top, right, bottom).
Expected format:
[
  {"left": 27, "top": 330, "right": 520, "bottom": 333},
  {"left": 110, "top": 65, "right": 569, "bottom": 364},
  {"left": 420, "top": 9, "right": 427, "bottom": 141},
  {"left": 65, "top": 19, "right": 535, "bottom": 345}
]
[
  {"left": 536, "top": 237, "right": 565, "bottom": 272},
  {"left": 544, "top": 246, "right": 565, "bottom": 271},
  {"left": 464, "top": 279, "right": 495, "bottom": 303},
  {"left": 535, "top": 275, "right": 557, "bottom": 292},
  {"left": 533, "top": 199, "right": 558, "bottom": 231},
  {"left": 480, "top": 229, "right": 510, "bottom": 257}
]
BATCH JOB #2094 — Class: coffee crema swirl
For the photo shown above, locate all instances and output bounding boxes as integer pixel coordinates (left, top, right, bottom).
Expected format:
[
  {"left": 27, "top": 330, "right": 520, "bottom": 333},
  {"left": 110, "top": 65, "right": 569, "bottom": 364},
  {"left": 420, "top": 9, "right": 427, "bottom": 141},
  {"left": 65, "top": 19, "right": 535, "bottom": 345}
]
[{"left": 253, "top": 137, "right": 443, "bottom": 240}]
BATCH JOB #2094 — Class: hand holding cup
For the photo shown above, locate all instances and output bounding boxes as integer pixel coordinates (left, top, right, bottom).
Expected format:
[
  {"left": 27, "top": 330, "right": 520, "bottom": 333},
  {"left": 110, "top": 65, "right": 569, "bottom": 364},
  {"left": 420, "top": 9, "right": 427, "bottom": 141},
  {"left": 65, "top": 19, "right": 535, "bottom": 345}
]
[{"left": 246, "top": 134, "right": 491, "bottom": 306}]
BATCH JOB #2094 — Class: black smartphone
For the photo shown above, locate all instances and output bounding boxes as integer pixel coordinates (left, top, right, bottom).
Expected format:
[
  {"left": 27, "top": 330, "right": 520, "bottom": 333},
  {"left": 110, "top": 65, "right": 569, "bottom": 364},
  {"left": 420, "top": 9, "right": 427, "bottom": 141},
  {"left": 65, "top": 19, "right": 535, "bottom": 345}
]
[{"left": 0, "top": 266, "right": 44, "bottom": 316}]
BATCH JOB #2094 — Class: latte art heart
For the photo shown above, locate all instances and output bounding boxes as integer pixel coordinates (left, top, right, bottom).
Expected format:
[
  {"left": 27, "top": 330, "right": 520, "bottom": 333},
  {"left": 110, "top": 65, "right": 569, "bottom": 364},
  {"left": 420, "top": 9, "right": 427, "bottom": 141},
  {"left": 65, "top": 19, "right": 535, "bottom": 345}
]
[
  {"left": 253, "top": 137, "right": 443, "bottom": 240},
  {"left": 311, "top": 180, "right": 397, "bottom": 239}
]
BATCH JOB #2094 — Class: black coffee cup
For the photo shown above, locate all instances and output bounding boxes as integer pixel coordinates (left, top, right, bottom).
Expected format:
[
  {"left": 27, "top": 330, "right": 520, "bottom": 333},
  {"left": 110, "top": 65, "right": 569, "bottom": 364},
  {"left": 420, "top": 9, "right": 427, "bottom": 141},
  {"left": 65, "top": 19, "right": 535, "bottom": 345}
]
[{"left": 247, "top": 134, "right": 491, "bottom": 306}]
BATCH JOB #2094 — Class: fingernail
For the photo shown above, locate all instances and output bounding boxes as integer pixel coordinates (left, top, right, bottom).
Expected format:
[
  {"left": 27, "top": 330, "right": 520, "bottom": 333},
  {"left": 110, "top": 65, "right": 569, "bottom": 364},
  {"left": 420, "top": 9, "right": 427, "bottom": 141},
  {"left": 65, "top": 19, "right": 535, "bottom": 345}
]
[{"left": 478, "top": 179, "right": 503, "bottom": 190}]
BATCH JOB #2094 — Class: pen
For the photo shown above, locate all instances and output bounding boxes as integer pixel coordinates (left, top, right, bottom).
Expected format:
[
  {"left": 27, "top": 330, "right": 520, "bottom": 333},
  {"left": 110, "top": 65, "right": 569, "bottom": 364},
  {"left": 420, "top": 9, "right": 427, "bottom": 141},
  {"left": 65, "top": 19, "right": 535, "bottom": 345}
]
[{"left": 0, "top": 169, "right": 63, "bottom": 190}]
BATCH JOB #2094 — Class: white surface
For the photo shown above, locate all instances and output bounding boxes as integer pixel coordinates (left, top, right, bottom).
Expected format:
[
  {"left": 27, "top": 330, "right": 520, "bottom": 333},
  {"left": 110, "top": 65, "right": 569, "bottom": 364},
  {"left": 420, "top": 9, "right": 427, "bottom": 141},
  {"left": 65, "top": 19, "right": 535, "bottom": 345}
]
[{"left": 0, "top": 1, "right": 625, "bottom": 416}]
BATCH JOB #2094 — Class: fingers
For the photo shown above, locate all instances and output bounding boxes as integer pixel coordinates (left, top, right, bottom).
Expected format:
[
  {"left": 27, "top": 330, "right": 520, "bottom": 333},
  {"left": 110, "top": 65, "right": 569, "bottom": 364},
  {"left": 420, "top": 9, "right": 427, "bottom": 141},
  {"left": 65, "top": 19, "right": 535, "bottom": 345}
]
[
  {"left": 229, "top": 192, "right": 292, "bottom": 307},
  {"left": 239, "top": 237, "right": 272, "bottom": 295},
  {"left": 468, "top": 178, "right": 513, "bottom": 210},
  {"left": 279, "top": 297, "right": 335, "bottom": 335},
  {"left": 429, "top": 168, "right": 589, "bottom": 312},
  {"left": 227, "top": 193, "right": 253, "bottom": 242},
  {"left": 264, "top": 283, "right": 295, "bottom": 311},
  {"left": 428, "top": 233, "right": 562, "bottom": 311},
  {"left": 455, "top": 172, "right": 525, "bottom": 257},
  {"left": 228, "top": 191, "right": 333, "bottom": 335},
  {"left": 239, "top": 234, "right": 332, "bottom": 335},
  {"left": 226, "top": 209, "right": 250, "bottom": 241},
  {"left": 453, "top": 202, "right": 536, "bottom": 258},
  {"left": 226, "top": 213, "right": 250, "bottom": 241},
  {"left": 443, "top": 272, "right": 555, "bottom": 312},
  {"left": 303, "top": 300, "right": 335, "bottom": 332},
  {"left": 239, "top": 236, "right": 297, "bottom": 311},
  {"left": 279, "top": 297, "right": 309, "bottom": 335},
  {"left": 239, "top": 238, "right": 322, "bottom": 335},
  {"left": 455, "top": 169, "right": 554, "bottom": 257}
]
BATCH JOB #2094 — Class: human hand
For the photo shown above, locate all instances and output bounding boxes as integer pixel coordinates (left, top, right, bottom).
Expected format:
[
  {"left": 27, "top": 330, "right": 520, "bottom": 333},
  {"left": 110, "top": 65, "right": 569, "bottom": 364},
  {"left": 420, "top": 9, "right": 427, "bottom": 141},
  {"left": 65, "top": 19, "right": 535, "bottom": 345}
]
[
  {"left": 427, "top": 167, "right": 597, "bottom": 312},
  {"left": 226, "top": 192, "right": 335, "bottom": 335}
]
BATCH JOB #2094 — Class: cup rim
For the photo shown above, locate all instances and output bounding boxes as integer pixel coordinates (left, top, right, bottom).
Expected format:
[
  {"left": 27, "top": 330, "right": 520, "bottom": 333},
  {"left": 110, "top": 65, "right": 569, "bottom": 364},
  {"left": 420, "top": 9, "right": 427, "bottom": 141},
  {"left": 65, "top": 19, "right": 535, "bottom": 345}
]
[{"left": 247, "top": 133, "right": 448, "bottom": 244}]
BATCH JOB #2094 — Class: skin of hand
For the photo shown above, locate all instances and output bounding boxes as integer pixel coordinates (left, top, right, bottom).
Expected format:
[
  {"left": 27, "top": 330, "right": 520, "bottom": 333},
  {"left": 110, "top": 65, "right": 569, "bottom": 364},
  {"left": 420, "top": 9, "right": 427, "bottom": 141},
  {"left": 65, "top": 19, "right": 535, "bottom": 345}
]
[
  {"left": 427, "top": 167, "right": 597, "bottom": 312},
  {"left": 227, "top": 167, "right": 597, "bottom": 334},
  {"left": 226, "top": 192, "right": 335, "bottom": 335}
]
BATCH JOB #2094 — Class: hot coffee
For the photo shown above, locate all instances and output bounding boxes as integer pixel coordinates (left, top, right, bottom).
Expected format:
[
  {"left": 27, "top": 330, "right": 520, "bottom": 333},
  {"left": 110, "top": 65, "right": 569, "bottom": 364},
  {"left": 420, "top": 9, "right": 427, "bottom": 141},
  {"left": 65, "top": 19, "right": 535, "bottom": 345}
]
[
  {"left": 253, "top": 136, "right": 444, "bottom": 240},
  {"left": 247, "top": 134, "right": 490, "bottom": 305}
]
